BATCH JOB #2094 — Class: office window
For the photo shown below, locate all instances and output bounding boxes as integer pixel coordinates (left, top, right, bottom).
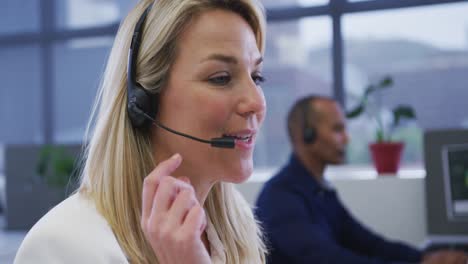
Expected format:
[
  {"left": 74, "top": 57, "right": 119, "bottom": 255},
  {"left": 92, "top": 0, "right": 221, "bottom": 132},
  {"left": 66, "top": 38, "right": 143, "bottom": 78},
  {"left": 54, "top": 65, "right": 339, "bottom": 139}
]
[
  {"left": 343, "top": 3, "right": 468, "bottom": 165},
  {"left": 53, "top": 37, "right": 113, "bottom": 143},
  {"left": 255, "top": 17, "right": 332, "bottom": 168},
  {"left": 264, "top": 0, "right": 328, "bottom": 8},
  {"left": 0, "top": 0, "right": 40, "bottom": 34},
  {"left": 0, "top": 45, "right": 42, "bottom": 143},
  {"left": 56, "top": 0, "right": 133, "bottom": 29}
]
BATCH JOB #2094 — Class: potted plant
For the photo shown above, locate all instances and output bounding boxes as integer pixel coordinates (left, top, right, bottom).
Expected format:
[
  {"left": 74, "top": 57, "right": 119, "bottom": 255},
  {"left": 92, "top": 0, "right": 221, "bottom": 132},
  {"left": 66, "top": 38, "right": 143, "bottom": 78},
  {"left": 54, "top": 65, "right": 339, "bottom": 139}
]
[
  {"left": 5, "top": 144, "right": 82, "bottom": 230},
  {"left": 36, "top": 144, "right": 80, "bottom": 193},
  {"left": 346, "top": 76, "right": 416, "bottom": 174}
]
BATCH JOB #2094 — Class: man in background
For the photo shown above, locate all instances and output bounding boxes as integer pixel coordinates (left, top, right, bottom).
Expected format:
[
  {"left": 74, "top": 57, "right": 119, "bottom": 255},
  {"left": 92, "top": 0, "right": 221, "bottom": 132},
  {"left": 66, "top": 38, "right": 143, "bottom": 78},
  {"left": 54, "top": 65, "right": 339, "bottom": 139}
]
[{"left": 255, "top": 95, "right": 467, "bottom": 264}]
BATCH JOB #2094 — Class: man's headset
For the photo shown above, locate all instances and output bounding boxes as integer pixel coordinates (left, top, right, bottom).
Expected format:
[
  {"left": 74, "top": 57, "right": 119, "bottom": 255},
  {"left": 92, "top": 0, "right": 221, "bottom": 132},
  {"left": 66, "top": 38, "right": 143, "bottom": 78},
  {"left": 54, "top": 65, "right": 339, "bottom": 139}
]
[
  {"left": 126, "top": 4, "right": 235, "bottom": 149},
  {"left": 302, "top": 100, "right": 317, "bottom": 144}
]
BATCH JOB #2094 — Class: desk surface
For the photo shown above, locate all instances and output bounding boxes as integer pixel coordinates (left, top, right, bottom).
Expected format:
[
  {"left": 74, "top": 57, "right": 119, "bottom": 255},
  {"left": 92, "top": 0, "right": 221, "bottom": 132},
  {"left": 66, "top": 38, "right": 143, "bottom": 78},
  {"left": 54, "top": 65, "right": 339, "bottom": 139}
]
[{"left": 238, "top": 176, "right": 427, "bottom": 247}]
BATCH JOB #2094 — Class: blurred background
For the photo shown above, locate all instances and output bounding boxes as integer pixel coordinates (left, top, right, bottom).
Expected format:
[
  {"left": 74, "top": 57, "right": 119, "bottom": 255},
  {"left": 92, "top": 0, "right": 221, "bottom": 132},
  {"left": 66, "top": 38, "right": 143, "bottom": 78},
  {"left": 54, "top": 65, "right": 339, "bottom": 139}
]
[
  {"left": 1, "top": 0, "right": 468, "bottom": 262},
  {"left": 1, "top": 0, "right": 467, "bottom": 173}
]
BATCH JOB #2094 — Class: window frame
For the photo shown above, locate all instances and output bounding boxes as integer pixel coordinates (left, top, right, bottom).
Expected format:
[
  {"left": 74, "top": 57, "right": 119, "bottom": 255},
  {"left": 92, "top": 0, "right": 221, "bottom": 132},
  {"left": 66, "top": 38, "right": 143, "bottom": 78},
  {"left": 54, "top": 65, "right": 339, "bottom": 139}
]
[{"left": 0, "top": 0, "right": 466, "bottom": 147}]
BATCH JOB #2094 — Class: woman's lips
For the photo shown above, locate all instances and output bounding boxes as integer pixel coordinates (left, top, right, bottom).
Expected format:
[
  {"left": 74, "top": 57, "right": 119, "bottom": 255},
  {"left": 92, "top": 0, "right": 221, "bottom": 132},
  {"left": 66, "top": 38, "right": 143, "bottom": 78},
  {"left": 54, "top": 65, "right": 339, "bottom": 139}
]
[
  {"left": 222, "top": 129, "right": 256, "bottom": 150},
  {"left": 235, "top": 135, "right": 255, "bottom": 150}
]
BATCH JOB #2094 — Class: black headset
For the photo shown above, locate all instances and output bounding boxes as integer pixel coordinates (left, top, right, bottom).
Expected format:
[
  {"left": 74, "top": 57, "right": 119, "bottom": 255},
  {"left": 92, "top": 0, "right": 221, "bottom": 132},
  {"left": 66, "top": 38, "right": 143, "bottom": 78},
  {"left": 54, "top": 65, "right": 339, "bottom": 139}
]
[
  {"left": 302, "top": 100, "right": 317, "bottom": 144},
  {"left": 127, "top": 4, "right": 155, "bottom": 129},
  {"left": 126, "top": 4, "right": 235, "bottom": 148}
]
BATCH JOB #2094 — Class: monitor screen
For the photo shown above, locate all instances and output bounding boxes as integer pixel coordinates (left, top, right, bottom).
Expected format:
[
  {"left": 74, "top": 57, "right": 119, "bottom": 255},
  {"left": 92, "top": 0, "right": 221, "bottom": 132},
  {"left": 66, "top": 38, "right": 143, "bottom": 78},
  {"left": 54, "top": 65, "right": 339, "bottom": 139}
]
[
  {"left": 443, "top": 144, "right": 468, "bottom": 220},
  {"left": 424, "top": 129, "right": 468, "bottom": 236}
]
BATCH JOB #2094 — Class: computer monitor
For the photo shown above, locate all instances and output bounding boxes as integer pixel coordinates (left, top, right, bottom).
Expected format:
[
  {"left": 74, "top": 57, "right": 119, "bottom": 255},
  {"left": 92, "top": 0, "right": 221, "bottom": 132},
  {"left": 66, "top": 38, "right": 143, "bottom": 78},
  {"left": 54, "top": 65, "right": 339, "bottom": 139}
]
[
  {"left": 424, "top": 129, "right": 468, "bottom": 237},
  {"left": 442, "top": 143, "right": 468, "bottom": 220}
]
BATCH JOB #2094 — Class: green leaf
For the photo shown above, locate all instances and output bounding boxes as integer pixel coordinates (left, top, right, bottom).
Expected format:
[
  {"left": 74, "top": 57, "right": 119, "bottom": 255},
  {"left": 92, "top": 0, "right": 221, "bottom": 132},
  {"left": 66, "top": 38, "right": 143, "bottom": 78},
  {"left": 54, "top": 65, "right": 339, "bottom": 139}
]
[
  {"left": 36, "top": 145, "right": 78, "bottom": 189},
  {"left": 379, "top": 76, "right": 393, "bottom": 87},
  {"left": 364, "top": 84, "right": 376, "bottom": 97},
  {"left": 393, "top": 105, "right": 416, "bottom": 127},
  {"left": 346, "top": 103, "right": 365, "bottom": 119},
  {"left": 346, "top": 75, "right": 416, "bottom": 143},
  {"left": 365, "top": 76, "right": 393, "bottom": 97},
  {"left": 465, "top": 171, "right": 468, "bottom": 188},
  {"left": 376, "top": 130, "right": 385, "bottom": 142},
  {"left": 36, "top": 145, "right": 53, "bottom": 178},
  {"left": 54, "top": 157, "right": 74, "bottom": 176}
]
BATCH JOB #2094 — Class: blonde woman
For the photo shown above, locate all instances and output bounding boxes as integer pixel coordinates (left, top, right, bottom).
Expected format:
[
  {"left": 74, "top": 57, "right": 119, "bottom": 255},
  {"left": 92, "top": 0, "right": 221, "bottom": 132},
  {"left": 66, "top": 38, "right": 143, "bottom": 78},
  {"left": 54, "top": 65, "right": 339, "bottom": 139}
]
[{"left": 15, "top": 0, "right": 267, "bottom": 263}]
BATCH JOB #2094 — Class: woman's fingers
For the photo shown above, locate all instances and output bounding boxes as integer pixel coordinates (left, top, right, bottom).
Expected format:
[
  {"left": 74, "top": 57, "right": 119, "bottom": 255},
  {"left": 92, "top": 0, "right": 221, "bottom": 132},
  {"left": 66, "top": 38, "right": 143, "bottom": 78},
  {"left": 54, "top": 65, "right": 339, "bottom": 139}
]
[
  {"left": 150, "top": 176, "right": 194, "bottom": 218},
  {"left": 141, "top": 153, "right": 182, "bottom": 226},
  {"left": 179, "top": 176, "right": 191, "bottom": 184},
  {"left": 182, "top": 204, "right": 207, "bottom": 237},
  {"left": 140, "top": 154, "right": 210, "bottom": 264},
  {"left": 167, "top": 188, "right": 197, "bottom": 226}
]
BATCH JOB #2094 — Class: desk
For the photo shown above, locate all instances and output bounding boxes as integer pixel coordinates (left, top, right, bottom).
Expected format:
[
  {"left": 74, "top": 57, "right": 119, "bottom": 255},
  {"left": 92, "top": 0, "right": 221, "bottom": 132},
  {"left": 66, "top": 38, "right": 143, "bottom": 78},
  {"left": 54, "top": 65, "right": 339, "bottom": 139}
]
[{"left": 237, "top": 174, "right": 426, "bottom": 247}]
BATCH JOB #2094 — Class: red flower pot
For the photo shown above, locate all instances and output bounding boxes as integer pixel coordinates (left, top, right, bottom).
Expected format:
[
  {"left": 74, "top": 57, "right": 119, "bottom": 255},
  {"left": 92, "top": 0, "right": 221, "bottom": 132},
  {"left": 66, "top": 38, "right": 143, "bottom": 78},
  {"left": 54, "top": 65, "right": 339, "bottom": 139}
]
[{"left": 369, "top": 142, "right": 404, "bottom": 174}]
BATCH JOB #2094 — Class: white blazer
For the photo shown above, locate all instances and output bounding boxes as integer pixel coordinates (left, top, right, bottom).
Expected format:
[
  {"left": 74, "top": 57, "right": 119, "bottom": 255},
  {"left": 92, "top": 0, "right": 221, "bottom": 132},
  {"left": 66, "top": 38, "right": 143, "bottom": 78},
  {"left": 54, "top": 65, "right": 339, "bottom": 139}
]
[
  {"left": 14, "top": 193, "right": 129, "bottom": 263},
  {"left": 14, "top": 193, "right": 227, "bottom": 263}
]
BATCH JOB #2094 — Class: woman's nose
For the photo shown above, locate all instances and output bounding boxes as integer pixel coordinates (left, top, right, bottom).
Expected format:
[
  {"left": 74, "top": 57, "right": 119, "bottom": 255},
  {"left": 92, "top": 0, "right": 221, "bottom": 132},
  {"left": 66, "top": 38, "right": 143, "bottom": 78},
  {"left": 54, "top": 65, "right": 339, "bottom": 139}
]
[{"left": 237, "top": 78, "right": 266, "bottom": 118}]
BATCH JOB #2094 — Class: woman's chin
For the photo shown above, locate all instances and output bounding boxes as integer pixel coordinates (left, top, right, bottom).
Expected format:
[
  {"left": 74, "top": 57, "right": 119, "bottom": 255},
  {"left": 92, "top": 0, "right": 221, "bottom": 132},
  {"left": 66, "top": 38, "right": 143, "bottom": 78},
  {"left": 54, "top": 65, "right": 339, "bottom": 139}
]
[{"left": 225, "top": 164, "right": 253, "bottom": 184}]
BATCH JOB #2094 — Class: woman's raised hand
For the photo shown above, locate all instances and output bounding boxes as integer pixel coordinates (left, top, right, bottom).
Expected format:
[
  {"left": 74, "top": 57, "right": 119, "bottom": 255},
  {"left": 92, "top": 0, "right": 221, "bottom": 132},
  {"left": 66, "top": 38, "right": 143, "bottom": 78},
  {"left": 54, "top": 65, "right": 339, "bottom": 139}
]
[{"left": 141, "top": 154, "right": 211, "bottom": 264}]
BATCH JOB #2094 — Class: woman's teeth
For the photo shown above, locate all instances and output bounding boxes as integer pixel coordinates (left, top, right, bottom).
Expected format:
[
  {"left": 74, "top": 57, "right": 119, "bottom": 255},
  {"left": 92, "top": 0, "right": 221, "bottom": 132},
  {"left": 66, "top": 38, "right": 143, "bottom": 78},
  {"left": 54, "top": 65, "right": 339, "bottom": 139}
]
[{"left": 224, "top": 134, "right": 251, "bottom": 141}]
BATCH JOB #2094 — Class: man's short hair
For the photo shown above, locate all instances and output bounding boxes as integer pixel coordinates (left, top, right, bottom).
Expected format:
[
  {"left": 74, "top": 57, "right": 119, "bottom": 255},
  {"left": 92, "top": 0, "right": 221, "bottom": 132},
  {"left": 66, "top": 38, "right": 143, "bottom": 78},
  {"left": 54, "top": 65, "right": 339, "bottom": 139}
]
[{"left": 287, "top": 95, "right": 337, "bottom": 144}]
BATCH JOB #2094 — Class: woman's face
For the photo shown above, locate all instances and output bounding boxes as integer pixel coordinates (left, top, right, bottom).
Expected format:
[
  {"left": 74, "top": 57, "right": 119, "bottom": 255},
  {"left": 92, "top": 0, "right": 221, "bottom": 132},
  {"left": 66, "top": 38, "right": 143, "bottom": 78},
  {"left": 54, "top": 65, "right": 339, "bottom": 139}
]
[{"left": 153, "top": 9, "right": 266, "bottom": 184}]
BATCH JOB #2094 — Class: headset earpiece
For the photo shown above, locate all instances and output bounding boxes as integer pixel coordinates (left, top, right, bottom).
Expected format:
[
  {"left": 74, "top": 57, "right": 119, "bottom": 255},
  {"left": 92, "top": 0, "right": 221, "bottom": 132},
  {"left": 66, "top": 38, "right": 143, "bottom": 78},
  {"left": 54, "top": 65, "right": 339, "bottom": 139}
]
[
  {"left": 303, "top": 127, "right": 316, "bottom": 144},
  {"left": 302, "top": 101, "right": 316, "bottom": 144},
  {"left": 127, "top": 83, "right": 154, "bottom": 128},
  {"left": 127, "top": 4, "right": 155, "bottom": 129}
]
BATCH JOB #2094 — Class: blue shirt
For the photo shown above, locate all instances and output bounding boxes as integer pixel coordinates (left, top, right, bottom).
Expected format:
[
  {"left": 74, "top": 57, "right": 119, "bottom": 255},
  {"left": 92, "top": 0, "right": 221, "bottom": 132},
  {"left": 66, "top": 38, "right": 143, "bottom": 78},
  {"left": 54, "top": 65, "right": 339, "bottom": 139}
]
[{"left": 255, "top": 154, "right": 422, "bottom": 264}]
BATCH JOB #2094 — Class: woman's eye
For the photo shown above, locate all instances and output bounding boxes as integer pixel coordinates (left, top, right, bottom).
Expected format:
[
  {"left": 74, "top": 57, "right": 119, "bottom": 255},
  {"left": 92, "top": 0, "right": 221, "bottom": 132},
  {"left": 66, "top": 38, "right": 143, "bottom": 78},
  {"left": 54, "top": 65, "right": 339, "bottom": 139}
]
[
  {"left": 252, "top": 74, "right": 266, "bottom": 85},
  {"left": 208, "top": 75, "right": 231, "bottom": 86}
]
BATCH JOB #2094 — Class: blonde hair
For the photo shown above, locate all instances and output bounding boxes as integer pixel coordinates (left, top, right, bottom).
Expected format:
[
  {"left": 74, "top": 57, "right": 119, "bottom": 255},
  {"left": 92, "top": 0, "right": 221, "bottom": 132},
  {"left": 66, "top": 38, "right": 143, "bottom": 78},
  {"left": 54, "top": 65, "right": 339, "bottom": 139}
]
[{"left": 79, "top": 0, "right": 267, "bottom": 263}]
